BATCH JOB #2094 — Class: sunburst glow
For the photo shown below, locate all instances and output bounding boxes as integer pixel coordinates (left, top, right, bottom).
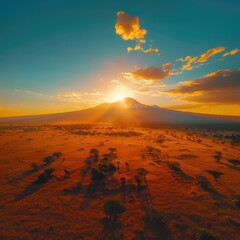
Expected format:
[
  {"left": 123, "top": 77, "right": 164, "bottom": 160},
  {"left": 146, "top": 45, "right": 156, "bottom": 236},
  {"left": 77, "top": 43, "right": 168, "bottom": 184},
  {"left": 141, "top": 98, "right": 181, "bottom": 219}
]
[{"left": 106, "top": 85, "right": 134, "bottom": 102}]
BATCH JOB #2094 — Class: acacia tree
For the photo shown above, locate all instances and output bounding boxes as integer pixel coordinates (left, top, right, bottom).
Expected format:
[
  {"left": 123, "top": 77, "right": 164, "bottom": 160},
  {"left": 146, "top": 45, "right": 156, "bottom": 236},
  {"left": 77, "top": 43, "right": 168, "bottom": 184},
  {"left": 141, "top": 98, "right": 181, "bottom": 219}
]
[{"left": 104, "top": 199, "right": 126, "bottom": 226}]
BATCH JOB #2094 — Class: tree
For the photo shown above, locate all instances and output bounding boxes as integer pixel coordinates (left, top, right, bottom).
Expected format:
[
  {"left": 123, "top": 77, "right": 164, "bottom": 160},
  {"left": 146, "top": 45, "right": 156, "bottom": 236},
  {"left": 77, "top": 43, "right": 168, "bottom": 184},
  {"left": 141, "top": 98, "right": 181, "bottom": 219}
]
[{"left": 104, "top": 199, "right": 126, "bottom": 225}]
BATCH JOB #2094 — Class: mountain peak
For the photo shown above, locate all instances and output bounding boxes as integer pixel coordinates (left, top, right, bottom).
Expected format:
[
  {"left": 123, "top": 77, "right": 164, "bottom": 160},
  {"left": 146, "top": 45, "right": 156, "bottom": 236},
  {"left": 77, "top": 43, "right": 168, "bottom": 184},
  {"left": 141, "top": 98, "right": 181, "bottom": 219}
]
[{"left": 122, "top": 97, "right": 141, "bottom": 105}]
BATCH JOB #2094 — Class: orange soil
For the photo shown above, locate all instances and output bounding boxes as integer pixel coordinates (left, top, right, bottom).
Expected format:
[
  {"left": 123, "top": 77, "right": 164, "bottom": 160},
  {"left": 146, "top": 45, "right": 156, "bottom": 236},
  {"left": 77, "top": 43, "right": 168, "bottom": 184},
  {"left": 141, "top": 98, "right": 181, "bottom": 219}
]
[{"left": 0, "top": 125, "right": 239, "bottom": 240}]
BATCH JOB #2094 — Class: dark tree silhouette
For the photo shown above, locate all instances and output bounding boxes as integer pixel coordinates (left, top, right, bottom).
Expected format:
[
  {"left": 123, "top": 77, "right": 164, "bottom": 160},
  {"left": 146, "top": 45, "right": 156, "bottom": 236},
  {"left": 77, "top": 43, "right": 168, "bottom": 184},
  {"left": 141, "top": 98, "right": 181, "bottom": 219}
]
[{"left": 104, "top": 199, "right": 126, "bottom": 226}]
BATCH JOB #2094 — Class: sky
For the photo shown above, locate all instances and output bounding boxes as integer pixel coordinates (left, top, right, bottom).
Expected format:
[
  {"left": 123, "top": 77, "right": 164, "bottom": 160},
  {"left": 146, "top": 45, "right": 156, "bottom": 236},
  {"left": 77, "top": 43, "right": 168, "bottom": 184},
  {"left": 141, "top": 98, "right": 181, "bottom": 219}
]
[{"left": 0, "top": 0, "right": 240, "bottom": 117}]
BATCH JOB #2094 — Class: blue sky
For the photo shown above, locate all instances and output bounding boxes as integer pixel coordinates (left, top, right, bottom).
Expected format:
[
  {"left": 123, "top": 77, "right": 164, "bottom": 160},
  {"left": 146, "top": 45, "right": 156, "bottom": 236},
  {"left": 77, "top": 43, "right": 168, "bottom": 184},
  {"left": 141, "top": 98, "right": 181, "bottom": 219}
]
[{"left": 0, "top": 0, "right": 239, "bottom": 116}]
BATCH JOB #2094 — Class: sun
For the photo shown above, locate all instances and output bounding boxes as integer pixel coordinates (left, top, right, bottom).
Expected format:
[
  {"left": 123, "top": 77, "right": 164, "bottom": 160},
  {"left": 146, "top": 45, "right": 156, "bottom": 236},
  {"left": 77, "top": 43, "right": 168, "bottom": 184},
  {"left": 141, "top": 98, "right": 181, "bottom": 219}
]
[
  {"left": 112, "top": 93, "right": 126, "bottom": 102},
  {"left": 106, "top": 85, "right": 134, "bottom": 102}
]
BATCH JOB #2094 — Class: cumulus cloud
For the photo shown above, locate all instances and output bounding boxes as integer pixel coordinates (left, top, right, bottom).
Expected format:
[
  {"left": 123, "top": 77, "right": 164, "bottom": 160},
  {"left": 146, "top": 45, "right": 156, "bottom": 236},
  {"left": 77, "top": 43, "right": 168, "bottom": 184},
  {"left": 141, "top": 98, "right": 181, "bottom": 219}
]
[
  {"left": 132, "top": 63, "right": 172, "bottom": 80},
  {"left": 115, "top": 11, "right": 147, "bottom": 41},
  {"left": 165, "top": 69, "right": 240, "bottom": 104},
  {"left": 223, "top": 48, "right": 240, "bottom": 57},
  {"left": 115, "top": 11, "right": 161, "bottom": 55}
]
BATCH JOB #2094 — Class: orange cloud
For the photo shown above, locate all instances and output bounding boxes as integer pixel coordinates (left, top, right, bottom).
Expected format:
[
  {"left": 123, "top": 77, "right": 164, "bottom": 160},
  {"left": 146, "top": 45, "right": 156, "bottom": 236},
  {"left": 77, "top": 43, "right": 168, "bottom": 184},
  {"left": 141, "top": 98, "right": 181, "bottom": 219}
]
[
  {"left": 223, "top": 48, "right": 240, "bottom": 57},
  {"left": 179, "top": 56, "right": 199, "bottom": 70},
  {"left": 144, "top": 48, "right": 159, "bottom": 55},
  {"left": 178, "top": 47, "right": 226, "bottom": 71},
  {"left": 165, "top": 69, "right": 240, "bottom": 104},
  {"left": 134, "top": 88, "right": 151, "bottom": 94},
  {"left": 132, "top": 63, "right": 171, "bottom": 80},
  {"left": 198, "top": 47, "right": 225, "bottom": 63},
  {"left": 115, "top": 11, "right": 147, "bottom": 41},
  {"left": 127, "top": 44, "right": 159, "bottom": 55}
]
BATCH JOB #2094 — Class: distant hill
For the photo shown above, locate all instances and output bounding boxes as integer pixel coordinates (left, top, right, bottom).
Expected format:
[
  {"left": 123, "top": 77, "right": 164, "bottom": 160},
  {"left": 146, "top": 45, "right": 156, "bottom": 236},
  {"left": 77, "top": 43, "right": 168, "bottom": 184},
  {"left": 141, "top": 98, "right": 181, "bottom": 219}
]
[{"left": 0, "top": 98, "right": 240, "bottom": 125}]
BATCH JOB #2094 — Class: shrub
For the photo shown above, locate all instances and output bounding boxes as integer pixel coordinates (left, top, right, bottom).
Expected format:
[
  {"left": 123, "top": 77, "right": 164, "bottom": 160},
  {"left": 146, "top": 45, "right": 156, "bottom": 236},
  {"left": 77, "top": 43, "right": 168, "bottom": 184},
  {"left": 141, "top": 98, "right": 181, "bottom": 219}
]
[
  {"left": 43, "top": 155, "right": 55, "bottom": 164},
  {"left": 109, "top": 148, "right": 117, "bottom": 153},
  {"left": 53, "top": 152, "right": 62, "bottom": 158},
  {"left": 104, "top": 199, "right": 126, "bottom": 224},
  {"left": 195, "top": 228, "right": 219, "bottom": 240}
]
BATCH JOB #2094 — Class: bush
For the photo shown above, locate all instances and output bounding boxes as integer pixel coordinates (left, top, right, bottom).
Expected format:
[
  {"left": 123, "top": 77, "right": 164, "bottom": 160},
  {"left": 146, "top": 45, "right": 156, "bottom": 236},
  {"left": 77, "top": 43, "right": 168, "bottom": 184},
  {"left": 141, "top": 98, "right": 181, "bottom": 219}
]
[
  {"left": 43, "top": 155, "right": 55, "bottom": 164},
  {"left": 195, "top": 228, "right": 219, "bottom": 240},
  {"left": 104, "top": 199, "right": 126, "bottom": 224},
  {"left": 53, "top": 152, "right": 62, "bottom": 158}
]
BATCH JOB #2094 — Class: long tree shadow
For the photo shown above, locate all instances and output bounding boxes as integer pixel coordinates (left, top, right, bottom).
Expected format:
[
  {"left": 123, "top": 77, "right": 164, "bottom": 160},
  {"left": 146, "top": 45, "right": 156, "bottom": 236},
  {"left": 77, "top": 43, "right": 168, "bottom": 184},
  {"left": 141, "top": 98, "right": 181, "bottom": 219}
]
[
  {"left": 14, "top": 181, "right": 45, "bottom": 201},
  {"left": 8, "top": 163, "right": 48, "bottom": 185},
  {"left": 218, "top": 161, "right": 240, "bottom": 171},
  {"left": 196, "top": 175, "right": 227, "bottom": 201},
  {"left": 79, "top": 180, "right": 106, "bottom": 210},
  {"left": 137, "top": 186, "right": 172, "bottom": 240},
  {"left": 95, "top": 217, "right": 124, "bottom": 240}
]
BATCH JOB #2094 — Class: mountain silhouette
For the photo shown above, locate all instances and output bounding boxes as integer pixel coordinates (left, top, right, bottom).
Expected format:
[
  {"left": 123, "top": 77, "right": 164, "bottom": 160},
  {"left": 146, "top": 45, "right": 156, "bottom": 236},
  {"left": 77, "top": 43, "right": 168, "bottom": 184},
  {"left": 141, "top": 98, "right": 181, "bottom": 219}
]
[{"left": 0, "top": 98, "right": 239, "bottom": 125}]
